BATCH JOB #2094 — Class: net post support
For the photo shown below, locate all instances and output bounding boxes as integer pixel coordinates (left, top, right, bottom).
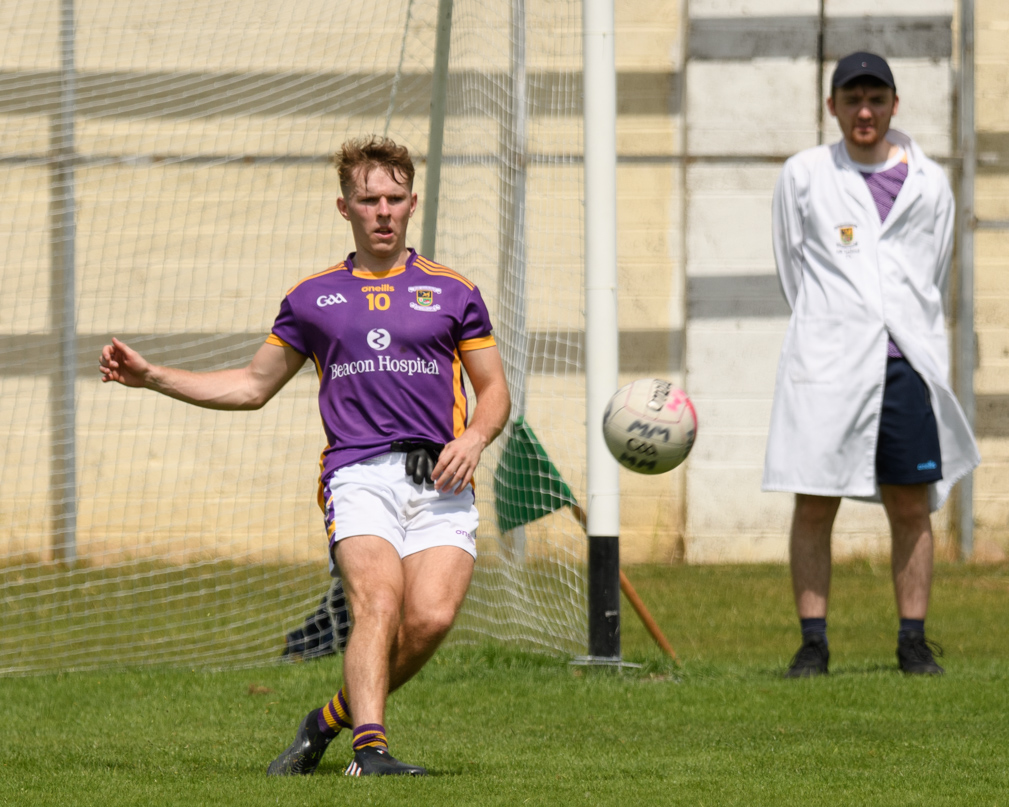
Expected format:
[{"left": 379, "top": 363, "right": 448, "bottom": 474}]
[
  {"left": 584, "top": 0, "right": 620, "bottom": 662},
  {"left": 50, "top": 0, "right": 78, "bottom": 564},
  {"left": 956, "top": 0, "right": 976, "bottom": 561},
  {"left": 497, "top": 0, "right": 529, "bottom": 562},
  {"left": 421, "top": 0, "right": 454, "bottom": 260}
]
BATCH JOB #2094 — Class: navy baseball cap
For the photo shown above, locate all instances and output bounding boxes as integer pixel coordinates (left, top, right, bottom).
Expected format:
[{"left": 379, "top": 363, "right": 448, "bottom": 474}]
[{"left": 831, "top": 52, "right": 896, "bottom": 91}]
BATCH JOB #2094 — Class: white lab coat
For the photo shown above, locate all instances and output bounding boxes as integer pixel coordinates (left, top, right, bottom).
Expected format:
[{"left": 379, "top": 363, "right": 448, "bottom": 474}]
[{"left": 763, "top": 128, "right": 979, "bottom": 511}]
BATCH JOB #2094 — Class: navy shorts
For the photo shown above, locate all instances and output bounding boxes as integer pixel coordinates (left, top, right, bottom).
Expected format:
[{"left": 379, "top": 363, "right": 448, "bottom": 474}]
[{"left": 875, "top": 357, "right": 942, "bottom": 486}]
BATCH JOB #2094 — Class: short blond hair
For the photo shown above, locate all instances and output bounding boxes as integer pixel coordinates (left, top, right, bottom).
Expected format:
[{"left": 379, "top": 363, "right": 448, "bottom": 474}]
[{"left": 334, "top": 136, "right": 415, "bottom": 197}]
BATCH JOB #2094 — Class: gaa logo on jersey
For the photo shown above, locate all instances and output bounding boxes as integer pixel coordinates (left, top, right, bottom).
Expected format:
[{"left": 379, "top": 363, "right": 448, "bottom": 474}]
[
  {"left": 317, "top": 293, "right": 348, "bottom": 307},
  {"left": 408, "top": 285, "right": 442, "bottom": 312}
]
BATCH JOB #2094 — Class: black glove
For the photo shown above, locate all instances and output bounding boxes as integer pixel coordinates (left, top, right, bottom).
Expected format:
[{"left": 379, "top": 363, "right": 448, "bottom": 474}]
[{"left": 391, "top": 441, "right": 444, "bottom": 485}]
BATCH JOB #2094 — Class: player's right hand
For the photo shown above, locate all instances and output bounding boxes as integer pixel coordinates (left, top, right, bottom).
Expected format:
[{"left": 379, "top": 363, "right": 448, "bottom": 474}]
[{"left": 99, "top": 337, "right": 150, "bottom": 388}]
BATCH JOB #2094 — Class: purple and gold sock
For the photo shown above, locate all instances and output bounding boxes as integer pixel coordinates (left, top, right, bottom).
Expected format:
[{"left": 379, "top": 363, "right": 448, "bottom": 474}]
[
  {"left": 316, "top": 686, "right": 353, "bottom": 738},
  {"left": 352, "top": 723, "right": 388, "bottom": 751}
]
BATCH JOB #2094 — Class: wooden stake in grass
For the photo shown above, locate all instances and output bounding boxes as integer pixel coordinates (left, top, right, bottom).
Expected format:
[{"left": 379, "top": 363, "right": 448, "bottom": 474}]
[{"left": 619, "top": 569, "right": 678, "bottom": 662}]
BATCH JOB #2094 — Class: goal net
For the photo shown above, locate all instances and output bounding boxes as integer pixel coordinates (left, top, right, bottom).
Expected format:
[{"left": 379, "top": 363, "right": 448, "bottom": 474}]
[{"left": 0, "top": 0, "right": 588, "bottom": 673}]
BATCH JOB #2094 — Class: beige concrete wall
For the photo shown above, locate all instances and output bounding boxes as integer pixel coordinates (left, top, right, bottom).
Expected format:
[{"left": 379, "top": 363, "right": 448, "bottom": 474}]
[
  {"left": 2, "top": 0, "right": 1004, "bottom": 569},
  {"left": 974, "top": 0, "right": 1009, "bottom": 560},
  {"left": 0, "top": 0, "right": 682, "bottom": 568},
  {"left": 613, "top": 1, "right": 683, "bottom": 562},
  {"left": 682, "top": 1, "right": 965, "bottom": 563}
]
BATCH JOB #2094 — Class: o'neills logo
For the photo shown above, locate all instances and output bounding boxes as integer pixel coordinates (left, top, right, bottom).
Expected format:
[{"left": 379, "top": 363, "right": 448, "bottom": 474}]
[
  {"left": 330, "top": 355, "right": 439, "bottom": 380},
  {"left": 361, "top": 284, "right": 395, "bottom": 292}
]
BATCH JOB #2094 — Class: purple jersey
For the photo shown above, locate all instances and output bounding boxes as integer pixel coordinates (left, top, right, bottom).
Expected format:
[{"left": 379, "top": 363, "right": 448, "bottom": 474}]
[
  {"left": 267, "top": 249, "right": 496, "bottom": 481},
  {"left": 860, "top": 156, "right": 908, "bottom": 224},
  {"left": 859, "top": 153, "right": 910, "bottom": 359}
]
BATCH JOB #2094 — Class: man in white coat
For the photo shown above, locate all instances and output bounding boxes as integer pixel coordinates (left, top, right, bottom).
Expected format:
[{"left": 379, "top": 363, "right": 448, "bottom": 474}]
[{"left": 764, "top": 52, "right": 980, "bottom": 677}]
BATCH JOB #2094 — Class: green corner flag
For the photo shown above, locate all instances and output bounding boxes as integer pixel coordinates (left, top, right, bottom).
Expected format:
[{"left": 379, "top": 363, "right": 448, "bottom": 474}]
[{"left": 493, "top": 416, "right": 578, "bottom": 533}]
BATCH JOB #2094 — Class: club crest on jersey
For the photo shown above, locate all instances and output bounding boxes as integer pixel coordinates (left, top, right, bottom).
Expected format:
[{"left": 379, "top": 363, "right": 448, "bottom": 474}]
[{"left": 408, "top": 285, "right": 442, "bottom": 312}]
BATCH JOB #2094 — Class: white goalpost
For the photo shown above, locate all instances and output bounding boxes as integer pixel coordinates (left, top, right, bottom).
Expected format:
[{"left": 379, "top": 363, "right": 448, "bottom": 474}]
[
  {"left": 581, "top": 0, "right": 621, "bottom": 662},
  {"left": 0, "top": 0, "right": 600, "bottom": 672}
]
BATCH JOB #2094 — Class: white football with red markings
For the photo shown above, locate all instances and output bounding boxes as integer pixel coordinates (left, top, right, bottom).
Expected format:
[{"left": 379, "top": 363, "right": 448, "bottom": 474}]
[{"left": 602, "top": 379, "right": 697, "bottom": 475}]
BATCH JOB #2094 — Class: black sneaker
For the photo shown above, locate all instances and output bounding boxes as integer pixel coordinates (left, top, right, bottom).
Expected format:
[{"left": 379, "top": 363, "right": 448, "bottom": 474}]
[
  {"left": 267, "top": 709, "right": 334, "bottom": 776},
  {"left": 784, "top": 634, "right": 829, "bottom": 678},
  {"left": 897, "top": 631, "right": 945, "bottom": 675},
  {"left": 344, "top": 746, "right": 427, "bottom": 777}
]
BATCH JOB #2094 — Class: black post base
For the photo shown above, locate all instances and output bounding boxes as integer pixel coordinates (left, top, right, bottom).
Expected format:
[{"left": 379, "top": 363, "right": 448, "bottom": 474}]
[{"left": 588, "top": 534, "right": 620, "bottom": 659}]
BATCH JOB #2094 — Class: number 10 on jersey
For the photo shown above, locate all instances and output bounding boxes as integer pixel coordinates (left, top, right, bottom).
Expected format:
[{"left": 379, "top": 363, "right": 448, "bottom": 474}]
[{"left": 367, "top": 293, "right": 391, "bottom": 311}]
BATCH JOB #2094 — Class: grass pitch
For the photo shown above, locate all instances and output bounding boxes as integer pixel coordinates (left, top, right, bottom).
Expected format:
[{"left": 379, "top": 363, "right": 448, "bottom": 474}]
[{"left": 1, "top": 561, "right": 1007, "bottom": 806}]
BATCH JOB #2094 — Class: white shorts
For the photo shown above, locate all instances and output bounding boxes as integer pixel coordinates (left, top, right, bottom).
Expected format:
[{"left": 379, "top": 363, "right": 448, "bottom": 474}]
[{"left": 323, "top": 451, "right": 478, "bottom": 572}]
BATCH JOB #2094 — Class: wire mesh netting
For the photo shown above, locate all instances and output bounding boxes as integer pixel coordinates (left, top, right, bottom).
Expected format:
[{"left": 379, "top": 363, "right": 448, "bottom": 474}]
[{"left": 0, "top": 0, "right": 590, "bottom": 673}]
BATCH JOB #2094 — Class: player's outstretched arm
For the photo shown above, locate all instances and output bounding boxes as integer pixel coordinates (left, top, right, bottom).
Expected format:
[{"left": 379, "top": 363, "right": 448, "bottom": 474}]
[
  {"left": 99, "top": 336, "right": 307, "bottom": 410},
  {"left": 433, "top": 345, "right": 510, "bottom": 494}
]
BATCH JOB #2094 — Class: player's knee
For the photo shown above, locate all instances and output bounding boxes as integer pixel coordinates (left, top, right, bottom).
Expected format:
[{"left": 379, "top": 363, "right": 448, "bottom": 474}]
[
  {"left": 888, "top": 506, "right": 932, "bottom": 537},
  {"left": 349, "top": 588, "right": 402, "bottom": 626},
  {"left": 882, "top": 486, "right": 931, "bottom": 531},
  {"left": 793, "top": 494, "right": 838, "bottom": 530},
  {"left": 404, "top": 605, "right": 457, "bottom": 645}
]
